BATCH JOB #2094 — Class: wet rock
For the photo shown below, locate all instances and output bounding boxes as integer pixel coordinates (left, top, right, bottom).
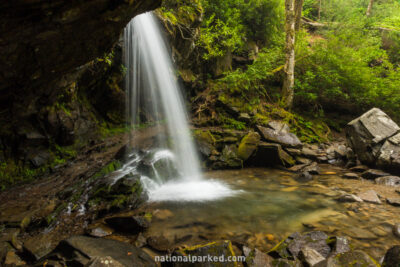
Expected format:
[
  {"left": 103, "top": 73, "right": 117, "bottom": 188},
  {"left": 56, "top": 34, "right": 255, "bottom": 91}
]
[
  {"left": 250, "top": 142, "right": 295, "bottom": 167},
  {"left": 41, "top": 236, "right": 155, "bottom": 267},
  {"left": 376, "top": 176, "right": 400, "bottom": 187},
  {"left": 295, "top": 171, "right": 313, "bottom": 183},
  {"left": 334, "top": 145, "right": 348, "bottom": 158},
  {"left": 298, "top": 246, "right": 325, "bottom": 266},
  {"left": 387, "top": 198, "right": 400, "bottom": 207},
  {"left": 30, "top": 150, "right": 51, "bottom": 168},
  {"left": 0, "top": 242, "right": 11, "bottom": 264},
  {"left": 361, "top": 169, "right": 391, "bottom": 180},
  {"left": 256, "top": 124, "right": 302, "bottom": 148},
  {"left": 392, "top": 223, "right": 400, "bottom": 238},
  {"left": 346, "top": 108, "right": 400, "bottom": 166},
  {"left": 269, "top": 231, "right": 330, "bottom": 260},
  {"left": 135, "top": 233, "right": 147, "bottom": 248},
  {"left": 88, "top": 224, "right": 114, "bottom": 238},
  {"left": 303, "top": 162, "right": 320, "bottom": 175},
  {"left": 243, "top": 246, "right": 274, "bottom": 267},
  {"left": 173, "top": 240, "right": 235, "bottom": 267},
  {"left": 237, "top": 132, "right": 260, "bottom": 161},
  {"left": 377, "top": 133, "right": 400, "bottom": 174},
  {"left": 301, "top": 147, "right": 320, "bottom": 160},
  {"left": 4, "top": 250, "right": 26, "bottom": 266},
  {"left": 331, "top": 236, "right": 350, "bottom": 255},
  {"left": 337, "top": 194, "right": 363, "bottom": 203},
  {"left": 297, "top": 157, "right": 313, "bottom": 165},
  {"left": 318, "top": 250, "right": 378, "bottom": 267},
  {"left": 215, "top": 145, "right": 243, "bottom": 169},
  {"left": 194, "top": 130, "right": 216, "bottom": 157},
  {"left": 383, "top": 246, "right": 400, "bottom": 267},
  {"left": 349, "top": 165, "right": 369, "bottom": 173},
  {"left": 138, "top": 151, "right": 179, "bottom": 180},
  {"left": 357, "top": 190, "right": 381, "bottom": 204},
  {"left": 23, "top": 233, "right": 58, "bottom": 260},
  {"left": 288, "top": 164, "right": 310, "bottom": 172},
  {"left": 147, "top": 235, "right": 171, "bottom": 252},
  {"left": 343, "top": 173, "right": 359, "bottom": 179},
  {"left": 105, "top": 215, "right": 150, "bottom": 234}
]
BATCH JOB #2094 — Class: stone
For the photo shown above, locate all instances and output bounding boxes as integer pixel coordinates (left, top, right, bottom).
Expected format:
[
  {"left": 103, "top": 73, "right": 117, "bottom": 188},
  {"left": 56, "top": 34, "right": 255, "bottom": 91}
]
[
  {"left": 346, "top": 108, "right": 400, "bottom": 164},
  {"left": 392, "top": 223, "right": 400, "bottom": 238},
  {"left": 357, "top": 190, "right": 381, "bottom": 204},
  {"left": 23, "top": 233, "right": 58, "bottom": 260},
  {"left": 30, "top": 150, "right": 51, "bottom": 168},
  {"left": 376, "top": 176, "right": 400, "bottom": 187},
  {"left": 256, "top": 125, "right": 302, "bottom": 148},
  {"left": 147, "top": 235, "right": 171, "bottom": 252},
  {"left": 238, "top": 113, "right": 251, "bottom": 123},
  {"left": 343, "top": 173, "right": 360, "bottom": 179},
  {"left": 337, "top": 194, "right": 363, "bottom": 203},
  {"left": 173, "top": 241, "right": 236, "bottom": 267},
  {"left": 194, "top": 130, "right": 216, "bottom": 157},
  {"left": 296, "top": 157, "right": 313, "bottom": 165},
  {"left": 331, "top": 236, "right": 350, "bottom": 255},
  {"left": 301, "top": 147, "right": 320, "bottom": 160},
  {"left": 387, "top": 198, "right": 400, "bottom": 207},
  {"left": 377, "top": 133, "right": 400, "bottom": 173},
  {"left": 383, "top": 246, "right": 400, "bottom": 267},
  {"left": 295, "top": 171, "right": 313, "bottom": 183},
  {"left": 105, "top": 215, "right": 150, "bottom": 234},
  {"left": 243, "top": 246, "right": 274, "bottom": 267},
  {"left": 349, "top": 165, "right": 369, "bottom": 173},
  {"left": 317, "top": 250, "right": 378, "bottom": 267},
  {"left": 303, "top": 162, "right": 320, "bottom": 175},
  {"left": 334, "top": 145, "right": 348, "bottom": 158},
  {"left": 88, "top": 225, "right": 114, "bottom": 238},
  {"left": 361, "top": 169, "right": 391, "bottom": 180},
  {"left": 249, "top": 142, "right": 295, "bottom": 167},
  {"left": 216, "top": 145, "right": 243, "bottom": 169},
  {"left": 237, "top": 132, "right": 261, "bottom": 161},
  {"left": 138, "top": 151, "right": 179, "bottom": 180},
  {"left": 288, "top": 164, "right": 309, "bottom": 172},
  {"left": 299, "top": 246, "right": 325, "bottom": 266},
  {"left": 135, "top": 233, "right": 147, "bottom": 248},
  {"left": 4, "top": 250, "right": 26, "bottom": 266},
  {"left": 272, "top": 259, "right": 302, "bottom": 267},
  {"left": 43, "top": 236, "right": 155, "bottom": 267}
]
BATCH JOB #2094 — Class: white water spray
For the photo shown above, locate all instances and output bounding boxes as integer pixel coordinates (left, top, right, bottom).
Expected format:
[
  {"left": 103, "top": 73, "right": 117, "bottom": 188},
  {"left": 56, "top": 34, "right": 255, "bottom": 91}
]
[{"left": 123, "top": 13, "right": 237, "bottom": 202}]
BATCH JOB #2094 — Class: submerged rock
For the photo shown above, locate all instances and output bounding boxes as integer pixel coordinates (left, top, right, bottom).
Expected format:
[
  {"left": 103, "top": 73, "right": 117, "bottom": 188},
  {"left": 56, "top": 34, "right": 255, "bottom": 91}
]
[
  {"left": 383, "top": 246, "right": 400, "bottom": 267},
  {"left": 295, "top": 171, "right": 313, "bottom": 183},
  {"left": 361, "top": 169, "right": 391, "bottom": 180},
  {"left": 39, "top": 236, "right": 155, "bottom": 267}
]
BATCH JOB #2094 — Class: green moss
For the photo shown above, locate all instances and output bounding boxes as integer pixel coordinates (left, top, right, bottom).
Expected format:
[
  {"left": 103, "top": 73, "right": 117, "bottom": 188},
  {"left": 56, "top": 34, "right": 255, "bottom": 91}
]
[
  {"left": 92, "top": 160, "right": 122, "bottom": 180},
  {"left": 45, "top": 202, "right": 68, "bottom": 226}
]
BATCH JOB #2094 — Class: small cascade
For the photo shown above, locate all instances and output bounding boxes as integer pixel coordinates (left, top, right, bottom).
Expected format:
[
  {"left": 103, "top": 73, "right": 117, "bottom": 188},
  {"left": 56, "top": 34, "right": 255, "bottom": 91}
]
[{"left": 122, "top": 12, "right": 237, "bottom": 202}]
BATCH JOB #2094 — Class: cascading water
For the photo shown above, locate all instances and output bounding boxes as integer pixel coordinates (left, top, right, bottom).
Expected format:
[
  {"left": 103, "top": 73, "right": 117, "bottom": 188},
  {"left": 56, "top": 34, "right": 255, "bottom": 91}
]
[{"left": 122, "top": 13, "right": 237, "bottom": 202}]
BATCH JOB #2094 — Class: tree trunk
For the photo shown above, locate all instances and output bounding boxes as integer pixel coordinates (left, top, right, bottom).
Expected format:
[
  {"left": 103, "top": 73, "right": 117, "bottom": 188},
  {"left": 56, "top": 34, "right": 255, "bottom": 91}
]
[
  {"left": 318, "top": 0, "right": 322, "bottom": 20},
  {"left": 366, "top": 0, "right": 374, "bottom": 16},
  {"left": 295, "top": 0, "right": 304, "bottom": 30},
  {"left": 282, "top": 0, "right": 296, "bottom": 109}
]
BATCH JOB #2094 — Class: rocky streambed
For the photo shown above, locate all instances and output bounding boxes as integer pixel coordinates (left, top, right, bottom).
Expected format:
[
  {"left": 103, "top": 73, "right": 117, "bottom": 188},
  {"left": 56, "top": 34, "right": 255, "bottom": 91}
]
[{"left": 1, "top": 108, "right": 400, "bottom": 266}]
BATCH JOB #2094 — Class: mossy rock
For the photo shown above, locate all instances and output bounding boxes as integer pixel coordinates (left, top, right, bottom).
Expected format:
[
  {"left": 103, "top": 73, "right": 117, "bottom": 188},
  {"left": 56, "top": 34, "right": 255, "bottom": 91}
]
[{"left": 237, "top": 132, "right": 260, "bottom": 161}]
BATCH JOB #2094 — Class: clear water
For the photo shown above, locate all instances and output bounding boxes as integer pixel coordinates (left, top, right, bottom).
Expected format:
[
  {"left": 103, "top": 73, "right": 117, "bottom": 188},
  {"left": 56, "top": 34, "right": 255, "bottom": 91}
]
[{"left": 123, "top": 13, "right": 235, "bottom": 201}]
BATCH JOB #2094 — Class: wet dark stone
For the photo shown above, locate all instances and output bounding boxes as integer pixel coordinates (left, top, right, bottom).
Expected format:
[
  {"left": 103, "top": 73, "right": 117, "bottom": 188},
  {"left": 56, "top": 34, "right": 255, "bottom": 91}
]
[
  {"left": 105, "top": 215, "right": 150, "bottom": 234},
  {"left": 361, "top": 169, "right": 391, "bottom": 180},
  {"left": 295, "top": 171, "right": 313, "bottom": 183},
  {"left": 383, "top": 246, "right": 400, "bottom": 267},
  {"left": 147, "top": 235, "right": 171, "bottom": 252}
]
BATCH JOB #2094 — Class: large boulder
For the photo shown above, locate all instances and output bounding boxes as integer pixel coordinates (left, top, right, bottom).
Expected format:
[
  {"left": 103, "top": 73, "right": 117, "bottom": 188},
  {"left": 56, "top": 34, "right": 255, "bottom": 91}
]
[
  {"left": 38, "top": 236, "right": 155, "bottom": 267},
  {"left": 256, "top": 122, "right": 302, "bottom": 148},
  {"left": 237, "top": 132, "right": 261, "bottom": 161},
  {"left": 346, "top": 108, "right": 400, "bottom": 173}
]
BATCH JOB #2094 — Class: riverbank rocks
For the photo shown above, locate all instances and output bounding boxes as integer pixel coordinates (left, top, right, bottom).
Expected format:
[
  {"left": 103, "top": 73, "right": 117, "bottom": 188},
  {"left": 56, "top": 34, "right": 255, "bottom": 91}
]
[
  {"left": 256, "top": 122, "right": 302, "bottom": 148},
  {"left": 361, "top": 169, "right": 391, "bottom": 180},
  {"left": 346, "top": 108, "right": 400, "bottom": 174},
  {"left": 38, "top": 236, "right": 155, "bottom": 267},
  {"left": 357, "top": 190, "right": 381, "bottom": 204},
  {"left": 238, "top": 132, "right": 261, "bottom": 161},
  {"left": 376, "top": 176, "right": 400, "bottom": 187},
  {"left": 382, "top": 246, "right": 400, "bottom": 267},
  {"left": 249, "top": 142, "right": 295, "bottom": 167}
]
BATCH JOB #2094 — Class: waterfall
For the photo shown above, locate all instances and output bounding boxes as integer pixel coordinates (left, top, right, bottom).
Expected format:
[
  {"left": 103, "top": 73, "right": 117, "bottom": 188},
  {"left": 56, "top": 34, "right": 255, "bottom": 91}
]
[{"left": 123, "top": 12, "right": 237, "bottom": 202}]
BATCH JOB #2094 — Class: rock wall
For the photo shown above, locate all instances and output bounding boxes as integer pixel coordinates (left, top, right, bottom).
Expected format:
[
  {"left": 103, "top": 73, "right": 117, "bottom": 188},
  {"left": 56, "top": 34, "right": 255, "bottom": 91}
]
[{"left": 0, "top": 0, "right": 161, "bottom": 168}]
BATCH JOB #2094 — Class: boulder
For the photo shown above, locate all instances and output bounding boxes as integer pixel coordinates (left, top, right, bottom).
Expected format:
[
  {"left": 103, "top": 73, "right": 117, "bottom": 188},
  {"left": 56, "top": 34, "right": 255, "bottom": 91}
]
[
  {"left": 237, "top": 132, "right": 261, "bottom": 161},
  {"left": 194, "top": 130, "right": 216, "bottom": 158},
  {"left": 298, "top": 246, "right": 325, "bottom": 266},
  {"left": 249, "top": 142, "right": 295, "bottom": 167},
  {"left": 376, "top": 176, "right": 400, "bottom": 187},
  {"left": 346, "top": 108, "right": 400, "bottom": 173},
  {"left": 137, "top": 151, "right": 179, "bottom": 181},
  {"left": 39, "top": 236, "right": 155, "bottom": 267},
  {"left": 105, "top": 214, "right": 150, "bottom": 234},
  {"left": 243, "top": 246, "right": 274, "bottom": 267},
  {"left": 382, "top": 246, "right": 400, "bottom": 267},
  {"left": 256, "top": 123, "right": 302, "bottom": 148},
  {"left": 357, "top": 190, "right": 381, "bottom": 204},
  {"left": 361, "top": 169, "right": 391, "bottom": 180}
]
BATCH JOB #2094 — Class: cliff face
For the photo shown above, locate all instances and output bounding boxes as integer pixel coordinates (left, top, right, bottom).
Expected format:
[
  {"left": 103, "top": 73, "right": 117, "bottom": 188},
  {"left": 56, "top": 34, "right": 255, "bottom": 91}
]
[{"left": 0, "top": 0, "right": 160, "bottom": 173}]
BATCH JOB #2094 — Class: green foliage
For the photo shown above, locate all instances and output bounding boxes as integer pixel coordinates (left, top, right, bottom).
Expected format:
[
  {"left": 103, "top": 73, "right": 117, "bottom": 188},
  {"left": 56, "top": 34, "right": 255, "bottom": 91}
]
[{"left": 92, "top": 160, "right": 122, "bottom": 180}]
